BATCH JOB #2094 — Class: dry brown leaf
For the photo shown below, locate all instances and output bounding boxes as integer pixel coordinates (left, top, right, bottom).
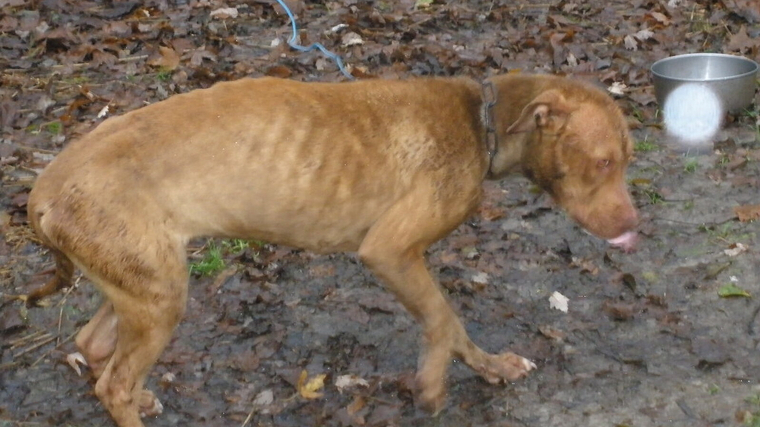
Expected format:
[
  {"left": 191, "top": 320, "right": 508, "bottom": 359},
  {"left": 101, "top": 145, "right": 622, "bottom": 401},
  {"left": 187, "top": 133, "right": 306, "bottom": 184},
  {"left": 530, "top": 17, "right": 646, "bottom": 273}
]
[
  {"left": 735, "top": 204, "right": 760, "bottom": 222},
  {"left": 602, "top": 300, "right": 635, "bottom": 321},
  {"left": 727, "top": 26, "right": 759, "bottom": 53},
  {"left": 723, "top": 0, "right": 760, "bottom": 23},
  {"left": 346, "top": 395, "right": 366, "bottom": 416},
  {"left": 477, "top": 203, "right": 505, "bottom": 221},
  {"left": 538, "top": 325, "right": 566, "bottom": 341},
  {"left": 648, "top": 11, "right": 671, "bottom": 25},
  {"left": 297, "top": 370, "right": 326, "bottom": 399},
  {"left": 266, "top": 65, "right": 293, "bottom": 78},
  {"left": 148, "top": 46, "right": 180, "bottom": 70}
]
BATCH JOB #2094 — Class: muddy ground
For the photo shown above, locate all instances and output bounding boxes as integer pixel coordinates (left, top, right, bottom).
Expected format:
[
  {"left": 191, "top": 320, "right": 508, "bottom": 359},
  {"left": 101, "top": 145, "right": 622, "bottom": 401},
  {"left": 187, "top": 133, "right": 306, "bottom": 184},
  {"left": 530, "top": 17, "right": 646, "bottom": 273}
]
[{"left": 1, "top": 0, "right": 760, "bottom": 426}]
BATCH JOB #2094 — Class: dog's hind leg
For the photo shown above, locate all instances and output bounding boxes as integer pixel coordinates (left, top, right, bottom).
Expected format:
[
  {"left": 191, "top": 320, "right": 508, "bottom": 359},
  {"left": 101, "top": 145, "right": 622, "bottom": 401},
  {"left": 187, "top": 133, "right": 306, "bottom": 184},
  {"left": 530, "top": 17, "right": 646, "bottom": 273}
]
[
  {"left": 61, "top": 227, "right": 188, "bottom": 427},
  {"left": 91, "top": 269, "right": 186, "bottom": 427},
  {"left": 75, "top": 301, "right": 117, "bottom": 378},
  {"left": 74, "top": 301, "right": 166, "bottom": 418}
]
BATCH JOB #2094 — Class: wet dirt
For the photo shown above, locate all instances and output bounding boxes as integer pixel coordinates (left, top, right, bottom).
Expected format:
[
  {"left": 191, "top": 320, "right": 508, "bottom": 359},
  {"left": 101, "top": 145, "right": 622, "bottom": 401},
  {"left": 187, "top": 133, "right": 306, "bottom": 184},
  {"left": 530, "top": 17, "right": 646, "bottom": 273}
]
[{"left": 2, "top": 0, "right": 760, "bottom": 426}]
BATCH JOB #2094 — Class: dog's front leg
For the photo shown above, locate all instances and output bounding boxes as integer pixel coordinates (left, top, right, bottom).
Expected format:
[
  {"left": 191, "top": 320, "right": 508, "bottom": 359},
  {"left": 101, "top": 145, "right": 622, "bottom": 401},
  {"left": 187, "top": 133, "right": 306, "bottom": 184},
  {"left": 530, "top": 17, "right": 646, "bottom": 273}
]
[
  {"left": 360, "top": 241, "right": 461, "bottom": 413},
  {"left": 358, "top": 184, "right": 535, "bottom": 413}
]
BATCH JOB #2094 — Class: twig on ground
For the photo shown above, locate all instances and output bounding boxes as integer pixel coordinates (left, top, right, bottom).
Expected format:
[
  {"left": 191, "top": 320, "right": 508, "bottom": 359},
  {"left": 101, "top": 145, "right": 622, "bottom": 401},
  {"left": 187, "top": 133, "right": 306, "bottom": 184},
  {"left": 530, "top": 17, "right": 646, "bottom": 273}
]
[{"left": 30, "top": 330, "right": 77, "bottom": 368}]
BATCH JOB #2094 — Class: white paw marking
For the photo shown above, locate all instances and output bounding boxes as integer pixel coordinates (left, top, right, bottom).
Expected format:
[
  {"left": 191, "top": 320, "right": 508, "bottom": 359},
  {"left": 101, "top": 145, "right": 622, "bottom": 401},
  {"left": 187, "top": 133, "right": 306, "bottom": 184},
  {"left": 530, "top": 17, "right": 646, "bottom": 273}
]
[
  {"left": 139, "top": 397, "right": 164, "bottom": 418},
  {"left": 522, "top": 357, "right": 537, "bottom": 371}
]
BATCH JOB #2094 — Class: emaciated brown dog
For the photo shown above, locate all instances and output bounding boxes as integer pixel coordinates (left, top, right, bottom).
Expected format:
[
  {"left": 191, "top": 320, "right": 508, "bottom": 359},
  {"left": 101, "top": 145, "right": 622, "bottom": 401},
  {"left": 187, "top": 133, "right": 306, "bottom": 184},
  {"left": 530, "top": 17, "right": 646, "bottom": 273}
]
[{"left": 25, "top": 73, "right": 638, "bottom": 427}]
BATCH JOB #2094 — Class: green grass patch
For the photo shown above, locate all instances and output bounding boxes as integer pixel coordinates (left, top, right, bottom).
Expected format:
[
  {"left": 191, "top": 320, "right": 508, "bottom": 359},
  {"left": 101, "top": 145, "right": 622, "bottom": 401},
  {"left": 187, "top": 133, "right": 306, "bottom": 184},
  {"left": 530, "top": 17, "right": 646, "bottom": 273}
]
[
  {"left": 643, "top": 188, "right": 663, "bottom": 204},
  {"left": 26, "top": 121, "right": 63, "bottom": 135},
  {"left": 683, "top": 158, "right": 698, "bottom": 173},
  {"left": 156, "top": 69, "right": 172, "bottom": 82},
  {"left": 63, "top": 75, "right": 90, "bottom": 85},
  {"left": 634, "top": 138, "right": 658, "bottom": 152},
  {"left": 189, "top": 241, "right": 225, "bottom": 276},
  {"left": 189, "top": 239, "right": 262, "bottom": 276},
  {"left": 45, "top": 121, "right": 62, "bottom": 135},
  {"left": 743, "top": 393, "right": 760, "bottom": 427},
  {"left": 223, "top": 239, "right": 250, "bottom": 254}
]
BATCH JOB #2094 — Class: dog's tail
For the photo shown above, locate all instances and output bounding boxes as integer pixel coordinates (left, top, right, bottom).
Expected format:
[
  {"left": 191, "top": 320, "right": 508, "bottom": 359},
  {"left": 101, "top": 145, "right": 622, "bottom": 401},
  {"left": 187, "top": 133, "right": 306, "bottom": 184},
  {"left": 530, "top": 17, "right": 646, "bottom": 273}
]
[
  {"left": 25, "top": 201, "right": 76, "bottom": 306},
  {"left": 25, "top": 249, "right": 75, "bottom": 306}
]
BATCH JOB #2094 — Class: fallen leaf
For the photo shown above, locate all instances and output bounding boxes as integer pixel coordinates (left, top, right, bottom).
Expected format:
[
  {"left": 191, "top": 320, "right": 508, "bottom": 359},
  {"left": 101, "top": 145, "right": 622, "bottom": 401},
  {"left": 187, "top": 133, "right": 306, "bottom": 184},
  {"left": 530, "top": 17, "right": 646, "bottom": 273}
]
[
  {"left": 297, "top": 370, "right": 327, "bottom": 399},
  {"left": 549, "top": 291, "right": 569, "bottom": 313},
  {"left": 335, "top": 374, "right": 369, "bottom": 393},
  {"left": 608, "top": 81, "right": 627, "bottom": 95},
  {"left": 66, "top": 352, "right": 88, "bottom": 376},
  {"left": 570, "top": 257, "right": 598, "bottom": 275},
  {"left": 253, "top": 389, "right": 274, "bottom": 406},
  {"left": 11, "top": 192, "right": 28, "bottom": 207},
  {"left": 266, "top": 65, "right": 293, "bottom": 78},
  {"left": 724, "top": 243, "right": 748, "bottom": 257},
  {"left": 538, "top": 325, "right": 566, "bottom": 341},
  {"left": 735, "top": 204, "right": 760, "bottom": 222},
  {"left": 624, "top": 35, "right": 638, "bottom": 50},
  {"left": 471, "top": 272, "right": 489, "bottom": 285},
  {"left": 159, "top": 372, "right": 176, "bottom": 386},
  {"left": 149, "top": 46, "right": 180, "bottom": 70},
  {"left": 723, "top": 0, "right": 760, "bottom": 23},
  {"left": 477, "top": 204, "right": 505, "bottom": 221},
  {"left": 209, "top": 7, "right": 238, "bottom": 19},
  {"left": 330, "top": 23, "right": 348, "bottom": 33},
  {"left": 718, "top": 283, "right": 750, "bottom": 298},
  {"left": 346, "top": 395, "right": 366, "bottom": 416},
  {"left": 272, "top": 0, "right": 303, "bottom": 16},
  {"left": 602, "top": 300, "right": 636, "bottom": 321},
  {"left": 648, "top": 11, "right": 671, "bottom": 25},
  {"left": 635, "top": 28, "right": 654, "bottom": 41},
  {"left": 727, "top": 26, "right": 759, "bottom": 53},
  {"left": 341, "top": 32, "right": 364, "bottom": 47}
]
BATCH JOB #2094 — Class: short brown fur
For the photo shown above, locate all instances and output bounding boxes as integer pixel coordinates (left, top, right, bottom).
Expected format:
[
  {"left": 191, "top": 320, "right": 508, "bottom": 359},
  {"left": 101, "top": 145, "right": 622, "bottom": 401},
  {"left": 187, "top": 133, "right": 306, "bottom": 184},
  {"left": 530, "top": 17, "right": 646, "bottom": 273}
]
[{"left": 26, "top": 74, "right": 637, "bottom": 426}]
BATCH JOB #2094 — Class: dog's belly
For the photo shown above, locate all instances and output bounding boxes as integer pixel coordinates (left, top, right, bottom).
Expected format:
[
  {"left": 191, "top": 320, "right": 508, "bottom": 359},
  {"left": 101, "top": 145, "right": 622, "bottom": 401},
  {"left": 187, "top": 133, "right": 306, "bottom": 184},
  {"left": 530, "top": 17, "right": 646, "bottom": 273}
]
[
  {"left": 194, "top": 188, "right": 390, "bottom": 253},
  {"left": 150, "top": 155, "right": 403, "bottom": 254}
]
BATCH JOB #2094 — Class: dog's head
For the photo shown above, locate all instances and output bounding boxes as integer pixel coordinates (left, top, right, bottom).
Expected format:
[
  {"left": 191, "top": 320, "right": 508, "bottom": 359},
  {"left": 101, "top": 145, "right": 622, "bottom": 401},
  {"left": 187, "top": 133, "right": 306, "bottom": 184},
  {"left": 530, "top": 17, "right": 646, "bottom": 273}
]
[{"left": 504, "top": 84, "right": 639, "bottom": 251}]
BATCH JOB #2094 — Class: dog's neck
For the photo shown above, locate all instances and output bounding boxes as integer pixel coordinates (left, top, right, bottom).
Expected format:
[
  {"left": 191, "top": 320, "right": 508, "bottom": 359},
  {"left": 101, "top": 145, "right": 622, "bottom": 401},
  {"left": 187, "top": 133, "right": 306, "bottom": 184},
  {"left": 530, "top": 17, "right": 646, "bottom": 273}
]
[{"left": 481, "top": 78, "right": 525, "bottom": 180}]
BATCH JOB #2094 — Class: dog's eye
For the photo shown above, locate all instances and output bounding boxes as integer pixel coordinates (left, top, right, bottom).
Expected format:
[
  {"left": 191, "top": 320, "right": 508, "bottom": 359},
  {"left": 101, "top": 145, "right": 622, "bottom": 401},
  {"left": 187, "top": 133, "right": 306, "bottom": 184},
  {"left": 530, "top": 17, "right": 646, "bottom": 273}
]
[{"left": 597, "top": 159, "right": 611, "bottom": 169}]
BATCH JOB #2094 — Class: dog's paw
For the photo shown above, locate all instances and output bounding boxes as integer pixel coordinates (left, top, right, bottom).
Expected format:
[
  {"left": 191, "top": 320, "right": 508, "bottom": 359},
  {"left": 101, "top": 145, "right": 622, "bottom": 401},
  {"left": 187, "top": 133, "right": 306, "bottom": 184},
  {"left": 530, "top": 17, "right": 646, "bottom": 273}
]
[
  {"left": 477, "top": 352, "right": 536, "bottom": 384},
  {"left": 137, "top": 390, "right": 164, "bottom": 418},
  {"left": 415, "top": 371, "right": 447, "bottom": 415}
]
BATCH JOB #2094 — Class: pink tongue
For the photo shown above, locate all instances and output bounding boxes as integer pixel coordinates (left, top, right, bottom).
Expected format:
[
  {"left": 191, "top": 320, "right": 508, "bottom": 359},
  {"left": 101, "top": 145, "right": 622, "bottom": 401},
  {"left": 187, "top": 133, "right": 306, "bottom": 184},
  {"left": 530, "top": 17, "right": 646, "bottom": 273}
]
[{"left": 607, "top": 231, "right": 638, "bottom": 251}]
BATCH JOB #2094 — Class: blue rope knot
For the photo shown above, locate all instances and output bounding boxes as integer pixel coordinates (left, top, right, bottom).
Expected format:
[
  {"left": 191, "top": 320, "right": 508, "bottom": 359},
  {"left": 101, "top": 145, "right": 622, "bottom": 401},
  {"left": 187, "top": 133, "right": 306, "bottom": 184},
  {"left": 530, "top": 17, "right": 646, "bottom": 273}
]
[{"left": 274, "top": 0, "right": 354, "bottom": 79}]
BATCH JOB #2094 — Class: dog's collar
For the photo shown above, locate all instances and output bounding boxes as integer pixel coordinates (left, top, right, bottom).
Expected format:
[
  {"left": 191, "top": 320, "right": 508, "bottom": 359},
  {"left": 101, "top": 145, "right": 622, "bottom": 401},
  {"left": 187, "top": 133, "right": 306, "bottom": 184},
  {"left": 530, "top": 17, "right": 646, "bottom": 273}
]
[{"left": 481, "top": 80, "right": 498, "bottom": 179}]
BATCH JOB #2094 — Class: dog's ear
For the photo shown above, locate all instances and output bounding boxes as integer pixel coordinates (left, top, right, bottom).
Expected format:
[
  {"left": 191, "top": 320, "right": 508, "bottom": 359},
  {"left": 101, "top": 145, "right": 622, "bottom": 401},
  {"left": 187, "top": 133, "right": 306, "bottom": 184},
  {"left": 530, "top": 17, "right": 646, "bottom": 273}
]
[{"left": 506, "top": 90, "right": 576, "bottom": 134}]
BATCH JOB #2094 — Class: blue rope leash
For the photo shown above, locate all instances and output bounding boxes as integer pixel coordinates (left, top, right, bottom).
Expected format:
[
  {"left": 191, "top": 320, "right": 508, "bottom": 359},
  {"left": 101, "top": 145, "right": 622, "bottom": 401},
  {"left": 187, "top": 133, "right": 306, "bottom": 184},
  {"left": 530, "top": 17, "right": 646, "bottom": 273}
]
[{"left": 274, "top": 0, "right": 354, "bottom": 79}]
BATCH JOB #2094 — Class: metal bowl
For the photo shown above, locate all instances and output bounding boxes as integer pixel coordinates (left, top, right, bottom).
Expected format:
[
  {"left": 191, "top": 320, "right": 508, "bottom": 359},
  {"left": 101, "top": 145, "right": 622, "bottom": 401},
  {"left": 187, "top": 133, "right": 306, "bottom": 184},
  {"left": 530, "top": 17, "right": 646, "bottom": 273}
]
[{"left": 651, "top": 53, "right": 758, "bottom": 113}]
